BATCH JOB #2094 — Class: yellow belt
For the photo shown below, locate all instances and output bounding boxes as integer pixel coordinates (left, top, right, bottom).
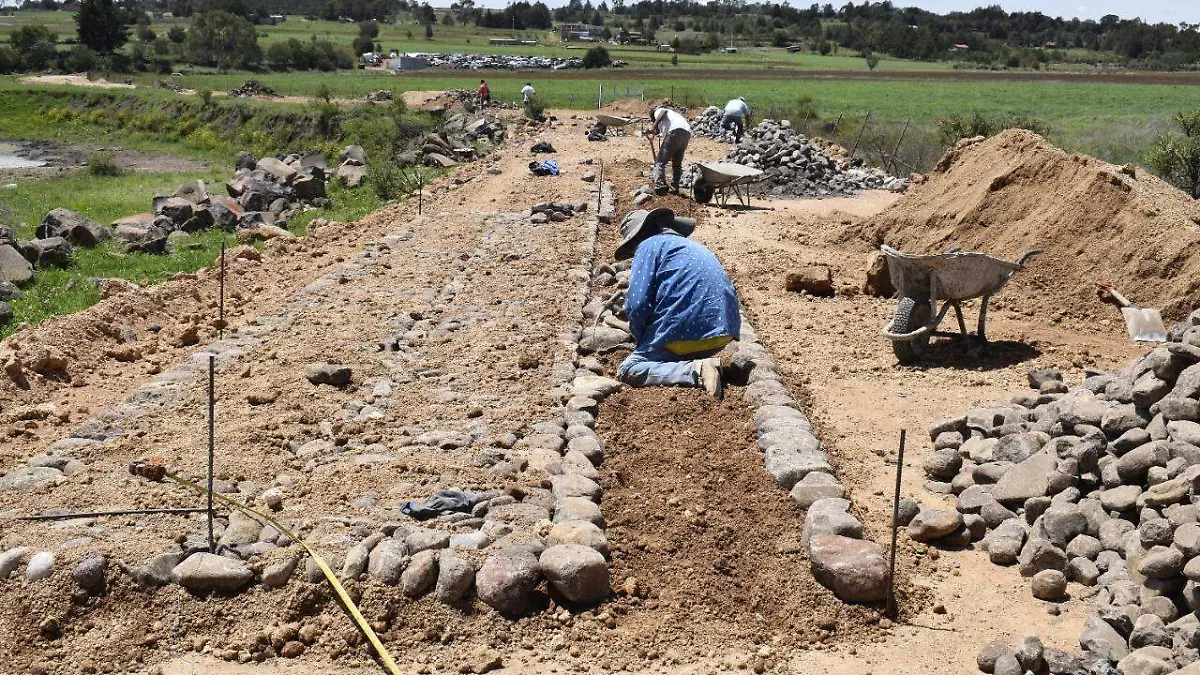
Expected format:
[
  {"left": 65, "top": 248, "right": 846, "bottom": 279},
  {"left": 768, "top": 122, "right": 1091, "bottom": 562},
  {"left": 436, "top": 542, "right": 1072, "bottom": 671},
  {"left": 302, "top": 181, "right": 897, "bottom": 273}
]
[{"left": 665, "top": 335, "right": 733, "bottom": 356}]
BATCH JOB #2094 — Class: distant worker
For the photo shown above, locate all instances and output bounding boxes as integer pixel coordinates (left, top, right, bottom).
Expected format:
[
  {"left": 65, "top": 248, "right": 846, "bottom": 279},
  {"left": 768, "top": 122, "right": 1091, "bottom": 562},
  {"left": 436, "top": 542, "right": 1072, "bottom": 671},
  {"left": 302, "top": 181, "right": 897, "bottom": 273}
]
[
  {"left": 722, "top": 96, "right": 752, "bottom": 143},
  {"left": 521, "top": 82, "right": 536, "bottom": 104},
  {"left": 646, "top": 105, "right": 692, "bottom": 195},
  {"left": 614, "top": 207, "right": 740, "bottom": 398},
  {"left": 478, "top": 79, "right": 490, "bottom": 105}
]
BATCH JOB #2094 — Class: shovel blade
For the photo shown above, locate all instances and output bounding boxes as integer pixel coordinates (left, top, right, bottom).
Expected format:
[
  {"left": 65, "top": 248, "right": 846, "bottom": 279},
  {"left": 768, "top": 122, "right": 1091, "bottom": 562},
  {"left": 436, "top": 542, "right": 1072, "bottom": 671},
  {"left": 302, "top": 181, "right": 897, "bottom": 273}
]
[{"left": 1121, "top": 307, "right": 1168, "bottom": 342}]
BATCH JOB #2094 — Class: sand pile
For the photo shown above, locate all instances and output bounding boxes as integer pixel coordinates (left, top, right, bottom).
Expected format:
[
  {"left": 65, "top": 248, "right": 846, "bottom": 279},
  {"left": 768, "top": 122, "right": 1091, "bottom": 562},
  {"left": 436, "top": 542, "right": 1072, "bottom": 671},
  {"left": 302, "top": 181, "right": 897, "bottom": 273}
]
[{"left": 854, "top": 130, "right": 1200, "bottom": 321}]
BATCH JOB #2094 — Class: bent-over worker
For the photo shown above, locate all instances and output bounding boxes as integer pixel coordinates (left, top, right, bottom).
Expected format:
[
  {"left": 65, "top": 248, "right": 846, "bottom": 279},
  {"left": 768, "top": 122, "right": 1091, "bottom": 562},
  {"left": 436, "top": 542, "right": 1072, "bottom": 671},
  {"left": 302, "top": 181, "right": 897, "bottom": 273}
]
[
  {"left": 647, "top": 106, "right": 692, "bottom": 195},
  {"left": 521, "top": 82, "right": 536, "bottom": 104},
  {"left": 722, "top": 97, "right": 751, "bottom": 143},
  {"left": 614, "top": 208, "right": 740, "bottom": 398}
]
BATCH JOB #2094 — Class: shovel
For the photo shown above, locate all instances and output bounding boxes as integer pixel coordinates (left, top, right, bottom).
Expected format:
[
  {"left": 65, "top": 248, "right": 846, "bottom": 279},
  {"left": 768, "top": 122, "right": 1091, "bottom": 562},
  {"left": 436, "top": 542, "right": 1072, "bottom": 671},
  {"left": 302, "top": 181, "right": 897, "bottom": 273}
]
[{"left": 1096, "top": 283, "right": 1167, "bottom": 342}]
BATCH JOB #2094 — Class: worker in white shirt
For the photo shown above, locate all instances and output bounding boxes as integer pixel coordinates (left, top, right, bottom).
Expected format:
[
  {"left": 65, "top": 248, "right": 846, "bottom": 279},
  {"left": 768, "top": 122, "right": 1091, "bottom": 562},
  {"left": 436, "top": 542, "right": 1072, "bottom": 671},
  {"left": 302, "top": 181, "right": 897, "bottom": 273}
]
[
  {"left": 722, "top": 97, "right": 751, "bottom": 143},
  {"left": 521, "top": 82, "right": 536, "bottom": 104},
  {"left": 646, "top": 106, "right": 692, "bottom": 195}
]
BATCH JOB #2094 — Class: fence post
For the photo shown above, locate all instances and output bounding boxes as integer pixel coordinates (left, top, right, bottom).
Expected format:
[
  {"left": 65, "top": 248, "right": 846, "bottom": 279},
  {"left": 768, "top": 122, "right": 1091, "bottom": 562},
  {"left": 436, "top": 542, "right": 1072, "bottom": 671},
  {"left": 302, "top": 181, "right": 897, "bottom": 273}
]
[
  {"left": 802, "top": 110, "right": 811, "bottom": 134},
  {"left": 598, "top": 84, "right": 603, "bottom": 110},
  {"left": 851, "top": 110, "right": 872, "bottom": 157},
  {"left": 887, "top": 119, "right": 910, "bottom": 174}
]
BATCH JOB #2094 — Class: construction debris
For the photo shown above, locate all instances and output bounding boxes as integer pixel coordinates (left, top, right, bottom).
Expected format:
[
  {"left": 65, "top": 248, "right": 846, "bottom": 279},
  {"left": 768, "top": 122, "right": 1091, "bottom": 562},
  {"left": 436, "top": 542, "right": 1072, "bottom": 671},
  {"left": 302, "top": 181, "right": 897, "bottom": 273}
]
[{"left": 228, "top": 80, "right": 278, "bottom": 98}]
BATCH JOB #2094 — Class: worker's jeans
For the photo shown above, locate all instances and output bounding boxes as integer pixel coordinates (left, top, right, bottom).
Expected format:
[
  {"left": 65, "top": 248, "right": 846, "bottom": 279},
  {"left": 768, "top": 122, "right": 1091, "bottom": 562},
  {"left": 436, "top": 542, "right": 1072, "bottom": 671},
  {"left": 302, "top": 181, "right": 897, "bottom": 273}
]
[
  {"left": 722, "top": 114, "right": 744, "bottom": 142},
  {"left": 617, "top": 346, "right": 721, "bottom": 387},
  {"left": 653, "top": 129, "right": 692, "bottom": 191}
]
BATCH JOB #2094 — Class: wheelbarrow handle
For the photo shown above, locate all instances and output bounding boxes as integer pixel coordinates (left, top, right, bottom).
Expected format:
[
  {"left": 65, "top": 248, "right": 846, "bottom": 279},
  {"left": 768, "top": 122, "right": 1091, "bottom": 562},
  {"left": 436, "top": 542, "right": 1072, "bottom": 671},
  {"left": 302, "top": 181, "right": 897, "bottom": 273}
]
[{"left": 1015, "top": 249, "right": 1043, "bottom": 266}]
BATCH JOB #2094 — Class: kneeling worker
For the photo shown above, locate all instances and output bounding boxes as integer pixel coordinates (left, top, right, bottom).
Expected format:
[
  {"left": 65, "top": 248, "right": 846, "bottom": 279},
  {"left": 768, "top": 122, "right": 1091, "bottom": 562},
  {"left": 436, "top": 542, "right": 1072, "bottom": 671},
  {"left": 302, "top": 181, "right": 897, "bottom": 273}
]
[
  {"left": 614, "top": 208, "right": 740, "bottom": 398},
  {"left": 722, "top": 96, "right": 751, "bottom": 143}
]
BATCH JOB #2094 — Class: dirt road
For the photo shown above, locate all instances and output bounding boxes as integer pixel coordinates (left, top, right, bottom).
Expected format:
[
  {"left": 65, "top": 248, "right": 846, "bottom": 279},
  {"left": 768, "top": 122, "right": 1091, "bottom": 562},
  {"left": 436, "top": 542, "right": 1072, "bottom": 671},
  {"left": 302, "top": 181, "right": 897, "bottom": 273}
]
[{"left": 0, "top": 109, "right": 1147, "bottom": 674}]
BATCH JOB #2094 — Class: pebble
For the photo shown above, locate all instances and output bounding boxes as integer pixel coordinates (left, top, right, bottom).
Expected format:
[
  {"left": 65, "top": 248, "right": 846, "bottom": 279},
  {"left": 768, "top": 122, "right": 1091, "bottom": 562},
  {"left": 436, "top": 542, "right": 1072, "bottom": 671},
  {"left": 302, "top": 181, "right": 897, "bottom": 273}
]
[
  {"left": 25, "top": 551, "right": 54, "bottom": 582},
  {"left": 71, "top": 554, "right": 107, "bottom": 593},
  {"left": 1031, "top": 569, "right": 1067, "bottom": 599},
  {"left": 172, "top": 552, "right": 253, "bottom": 593}
]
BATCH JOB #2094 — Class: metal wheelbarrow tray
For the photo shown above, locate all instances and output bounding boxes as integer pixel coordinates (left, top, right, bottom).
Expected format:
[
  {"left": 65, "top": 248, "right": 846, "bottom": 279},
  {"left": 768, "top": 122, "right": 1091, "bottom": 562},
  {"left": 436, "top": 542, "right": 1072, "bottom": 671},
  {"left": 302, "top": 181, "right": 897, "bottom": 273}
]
[
  {"left": 879, "top": 244, "right": 1042, "bottom": 363},
  {"left": 692, "top": 161, "right": 763, "bottom": 207}
]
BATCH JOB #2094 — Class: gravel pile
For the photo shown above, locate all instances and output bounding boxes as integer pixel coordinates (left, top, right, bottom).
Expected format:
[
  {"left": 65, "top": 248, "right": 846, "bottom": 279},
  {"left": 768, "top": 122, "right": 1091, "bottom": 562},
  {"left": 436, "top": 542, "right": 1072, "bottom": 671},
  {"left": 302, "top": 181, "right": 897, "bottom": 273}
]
[
  {"left": 228, "top": 80, "right": 278, "bottom": 98},
  {"left": 682, "top": 118, "right": 908, "bottom": 199},
  {"left": 907, "top": 309, "right": 1200, "bottom": 674}
]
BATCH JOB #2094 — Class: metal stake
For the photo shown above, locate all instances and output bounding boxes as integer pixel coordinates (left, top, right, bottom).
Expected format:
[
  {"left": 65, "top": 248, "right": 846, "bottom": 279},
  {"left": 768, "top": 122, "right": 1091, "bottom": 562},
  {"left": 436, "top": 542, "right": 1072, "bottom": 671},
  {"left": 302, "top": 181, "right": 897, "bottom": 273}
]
[
  {"left": 851, "top": 110, "right": 872, "bottom": 158},
  {"left": 207, "top": 354, "right": 216, "bottom": 554},
  {"left": 15, "top": 507, "right": 210, "bottom": 522},
  {"left": 596, "top": 161, "right": 604, "bottom": 213},
  {"left": 886, "top": 428, "right": 906, "bottom": 618},
  {"left": 218, "top": 238, "right": 225, "bottom": 340},
  {"left": 417, "top": 172, "right": 424, "bottom": 215}
]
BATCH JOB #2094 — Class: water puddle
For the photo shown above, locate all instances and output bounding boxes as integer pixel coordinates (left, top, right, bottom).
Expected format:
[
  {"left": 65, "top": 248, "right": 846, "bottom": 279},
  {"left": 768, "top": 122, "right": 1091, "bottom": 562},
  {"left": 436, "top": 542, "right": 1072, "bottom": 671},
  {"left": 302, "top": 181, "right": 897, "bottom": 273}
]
[{"left": 0, "top": 143, "right": 46, "bottom": 169}]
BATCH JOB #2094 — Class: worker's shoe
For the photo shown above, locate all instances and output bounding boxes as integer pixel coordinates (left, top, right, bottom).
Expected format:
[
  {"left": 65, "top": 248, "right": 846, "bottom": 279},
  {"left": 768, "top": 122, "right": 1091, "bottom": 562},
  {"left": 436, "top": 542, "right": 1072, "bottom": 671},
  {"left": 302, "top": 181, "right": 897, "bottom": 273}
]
[
  {"left": 653, "top": 184, "right": 670, "bottom": 196},
  {"left": 694, "top": 358, "right": 723, "bottom": 399}
]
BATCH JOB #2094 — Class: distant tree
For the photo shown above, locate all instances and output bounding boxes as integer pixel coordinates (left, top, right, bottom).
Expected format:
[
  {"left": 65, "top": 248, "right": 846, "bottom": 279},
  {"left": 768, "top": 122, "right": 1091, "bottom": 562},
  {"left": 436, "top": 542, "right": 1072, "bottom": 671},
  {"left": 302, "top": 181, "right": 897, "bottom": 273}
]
[
  {"left": 168, "top": 26, "right": 186, "bottom": 43},
  {"left": 358, "top": 20, "right": 379, "bottom": 38},
  {"left": 772, "top": 29, "right": 789, "bottom": 47},
  {"left": 405, "top": 29, "right": 413, "bottom": 39},
  {"left": 76, "top": 0, "right": 128, "bottom": 53},
  {"left": 818, "top": 39, "right": 831, "bottom": 55},
  {"left": 352, "top": 34, "right": 374, "bottom": 54},
  {"left": 136, "top": 25, "right": 156, "bottom": 42},
  {"left": 581, "top": 44, "right": 610, "bottom": 68},
  {"left": 424, "top": 23, "right": 433, "bottom": 39},
  {"left": 185, "top": 10, "right": 261, "bottom": 70},
  {"left": 11, "top": 23, "right": 57, "bottom": 70},
  {"left": 441, "top": 12, "right": 453, "bottom": 25},
  {"left": 670, "top": 53, "right": 677, "bottom": 65},
  {"left": 863, "top": 49, "right": 879, "bottom": 70}
]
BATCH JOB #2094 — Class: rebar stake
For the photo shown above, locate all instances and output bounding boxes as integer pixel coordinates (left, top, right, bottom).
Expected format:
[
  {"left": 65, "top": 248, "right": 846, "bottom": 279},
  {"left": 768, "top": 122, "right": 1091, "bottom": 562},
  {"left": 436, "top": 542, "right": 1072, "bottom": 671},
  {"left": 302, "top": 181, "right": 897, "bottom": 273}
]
[
  {"left": 218, "top": 238, "right": 226, "bottom": 340},
  {"left": 207, "top": 354, "right": 216, "bottom": 553},
  {"left": 886, "top": 428, "right": 906, "bottom": 619}
]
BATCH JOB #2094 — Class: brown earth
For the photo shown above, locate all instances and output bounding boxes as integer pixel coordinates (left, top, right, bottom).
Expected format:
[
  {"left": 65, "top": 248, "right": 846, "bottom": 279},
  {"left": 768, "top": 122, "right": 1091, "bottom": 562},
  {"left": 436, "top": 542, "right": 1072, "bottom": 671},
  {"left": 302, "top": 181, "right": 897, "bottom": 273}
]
[
  {"left": 847, "top": 129, "right": 1200, "bottom": 322},
  {"left": 0, "top": 106, "right": 1178, "bottom": 674}
]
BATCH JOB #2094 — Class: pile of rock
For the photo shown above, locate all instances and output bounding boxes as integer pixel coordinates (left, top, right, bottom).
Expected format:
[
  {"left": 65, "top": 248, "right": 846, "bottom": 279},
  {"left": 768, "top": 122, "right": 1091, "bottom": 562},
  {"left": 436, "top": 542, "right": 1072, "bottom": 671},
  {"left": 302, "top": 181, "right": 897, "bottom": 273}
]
[
  {"left": 0, "top": 209, "right": 114, "bottom": 321},
  {"left": 681, "top": 118, "right": 909, "bottom": 198},
  {"left": 228, "top": 80, "right": 278, "bottom": 98},
  {"left": 111, "top": 150, "right": 331, "bottom": 252},
  {"left": 907, "top": 311, "right": 1200, "bottom": 673},
  {"left": 529, "top": 201, "right": 586, "bottom": 224},
  {"left": 690, "top": 106, "right": 738, "bottom": 143},
  {"left": 363, "top": 89, "right": 394, "bottom": 103}
]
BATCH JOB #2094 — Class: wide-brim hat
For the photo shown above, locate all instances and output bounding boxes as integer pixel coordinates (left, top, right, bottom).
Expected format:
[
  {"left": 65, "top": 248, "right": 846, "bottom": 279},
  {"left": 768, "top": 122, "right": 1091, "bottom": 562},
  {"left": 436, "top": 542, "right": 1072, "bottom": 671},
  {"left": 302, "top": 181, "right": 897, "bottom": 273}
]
[{"left": 614, "top": 207, "right": 696, "bottom": 260}]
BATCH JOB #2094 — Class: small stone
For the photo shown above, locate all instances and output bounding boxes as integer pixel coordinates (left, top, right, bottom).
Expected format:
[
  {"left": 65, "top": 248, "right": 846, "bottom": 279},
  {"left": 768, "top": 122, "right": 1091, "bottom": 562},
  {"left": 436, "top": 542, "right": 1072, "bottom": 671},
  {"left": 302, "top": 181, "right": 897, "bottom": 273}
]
[
  {"left": 25, "top": 551, "right": 54, "bottom": 582},
  {"left": 261, "top": 557, "right": 299, "bottom": 588},
  {"left": 172, "top": 553, "right": 253, "bottom": 593},
  {"left": 906, "top": 509, "right": 963, "bottom": 542},
  {"left": 304, "top": 363, "right": 352, "bottom": 387},
  {"left": 71, "top": 554, "right": 107, "bottom": 593},
  {"left": 1031, "top": 569, "right": 1067, "bottom": 599}
]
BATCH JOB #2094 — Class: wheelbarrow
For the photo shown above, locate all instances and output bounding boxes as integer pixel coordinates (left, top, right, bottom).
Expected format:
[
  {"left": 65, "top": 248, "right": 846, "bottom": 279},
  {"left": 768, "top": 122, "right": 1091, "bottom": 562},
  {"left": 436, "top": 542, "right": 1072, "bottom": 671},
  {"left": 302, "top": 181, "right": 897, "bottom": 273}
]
[
  {"left": 879, "top": 244, "right": 1042, "bottom": 364},
  {"left": 691, "top": 161, "right": 763, "bottom": 207},
  {"left": 591, "top": 114, "right": 632, "bottom": 138}
]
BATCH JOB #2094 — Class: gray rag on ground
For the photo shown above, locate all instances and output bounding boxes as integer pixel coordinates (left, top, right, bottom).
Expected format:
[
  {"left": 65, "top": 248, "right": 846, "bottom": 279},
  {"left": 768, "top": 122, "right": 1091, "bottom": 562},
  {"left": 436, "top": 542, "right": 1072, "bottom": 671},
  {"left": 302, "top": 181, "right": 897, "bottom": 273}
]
[{"left": 401, "top": 489, "right": 485, "bottom": 521}]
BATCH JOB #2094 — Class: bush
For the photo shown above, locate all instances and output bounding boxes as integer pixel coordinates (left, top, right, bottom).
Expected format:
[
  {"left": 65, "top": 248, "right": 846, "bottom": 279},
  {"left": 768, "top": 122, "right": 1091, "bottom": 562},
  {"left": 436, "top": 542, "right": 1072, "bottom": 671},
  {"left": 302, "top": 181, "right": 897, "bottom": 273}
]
[
  {"left": 582, "top": 45, "right": 611, "bottom": 69},
  {"left": 1147, "top": 110, "right": 1200, "bottom": 198},
  {"left": 86, "top": 151, "right": 122, "bottom": 176},
  {"left": 936, "top": 111, "right": 1050, "bottom": 144},
  {"left": 63, "top": 44, "right": 97, "bottom": 72},
  {"left": 0, "top": 46, "right": 19, "bottom": 74},
  {"left": 524, "top": 95, "right": 546, "bottom": 121},
  {"left": 315, "top": 83, "right": 334, "bottom": 104},
  {"left": 198, "top": 88, "right": 213, "bottom": 105},
  {"left": 368, "top": 162, "right": 423, "bottom": 201}
]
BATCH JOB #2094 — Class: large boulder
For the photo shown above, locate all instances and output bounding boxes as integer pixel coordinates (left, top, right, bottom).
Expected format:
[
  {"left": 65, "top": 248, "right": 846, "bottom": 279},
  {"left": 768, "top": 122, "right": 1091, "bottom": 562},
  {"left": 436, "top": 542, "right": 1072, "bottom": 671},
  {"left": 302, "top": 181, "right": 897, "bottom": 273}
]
[
  {"left": 37, "top": 208, "right": 111, "bottom": 247},
  {"left": 808, "top": 534, "right": 888, "bottom": 602},
  {"left": 476, "top": 551, "right": 540, "bottom": 616},
  {"left": 539, "top": 544, "right": 609, "bottom": 604},
  {"left": 0, "top": 244, "right": 33, "bottom": 283},
  {"left": 29, "top": 237, "right": 73, "bottom": 267}
]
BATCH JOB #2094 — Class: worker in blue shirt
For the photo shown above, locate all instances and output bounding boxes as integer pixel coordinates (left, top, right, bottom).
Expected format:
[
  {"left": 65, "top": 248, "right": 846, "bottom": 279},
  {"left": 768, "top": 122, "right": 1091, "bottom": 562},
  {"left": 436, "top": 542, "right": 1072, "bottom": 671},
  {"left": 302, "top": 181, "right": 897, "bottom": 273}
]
[{"left": 613, "top": 208, "right": 740, "bottom": 398}]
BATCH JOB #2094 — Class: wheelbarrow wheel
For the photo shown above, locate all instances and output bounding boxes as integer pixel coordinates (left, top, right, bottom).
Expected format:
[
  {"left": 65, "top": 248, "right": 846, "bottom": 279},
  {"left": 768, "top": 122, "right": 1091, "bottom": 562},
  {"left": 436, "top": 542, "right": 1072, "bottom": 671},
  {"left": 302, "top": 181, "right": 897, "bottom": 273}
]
[
  {"left": 891, "top": 295, "right": 932, "bottom": 364},
  {"left": 693, "top": 179, "right": 714, "bottom": 204}
]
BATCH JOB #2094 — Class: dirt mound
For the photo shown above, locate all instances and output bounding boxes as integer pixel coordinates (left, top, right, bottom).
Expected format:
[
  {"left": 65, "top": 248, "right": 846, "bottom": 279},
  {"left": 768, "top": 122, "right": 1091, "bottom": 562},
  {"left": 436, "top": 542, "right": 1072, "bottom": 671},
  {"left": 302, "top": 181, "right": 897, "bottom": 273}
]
[{"left": 853, "top": 129, "right": 1200, "bottom": 321}]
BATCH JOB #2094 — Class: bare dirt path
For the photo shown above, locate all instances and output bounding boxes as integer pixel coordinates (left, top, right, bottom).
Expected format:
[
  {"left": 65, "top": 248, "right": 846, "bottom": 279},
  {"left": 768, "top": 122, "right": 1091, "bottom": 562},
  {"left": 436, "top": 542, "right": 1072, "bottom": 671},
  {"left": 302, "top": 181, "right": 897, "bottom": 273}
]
[{"left": 0, "top": 107, "right": 1150, "bottom": 675}]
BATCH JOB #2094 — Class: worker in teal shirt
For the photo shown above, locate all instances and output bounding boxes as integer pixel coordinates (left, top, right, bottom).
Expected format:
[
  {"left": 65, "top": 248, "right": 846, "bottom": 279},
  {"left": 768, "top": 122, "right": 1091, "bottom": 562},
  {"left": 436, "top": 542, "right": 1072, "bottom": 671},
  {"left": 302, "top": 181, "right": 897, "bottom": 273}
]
[{"left": 614, "top": 208, "right": 740, "bottom": 398}]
